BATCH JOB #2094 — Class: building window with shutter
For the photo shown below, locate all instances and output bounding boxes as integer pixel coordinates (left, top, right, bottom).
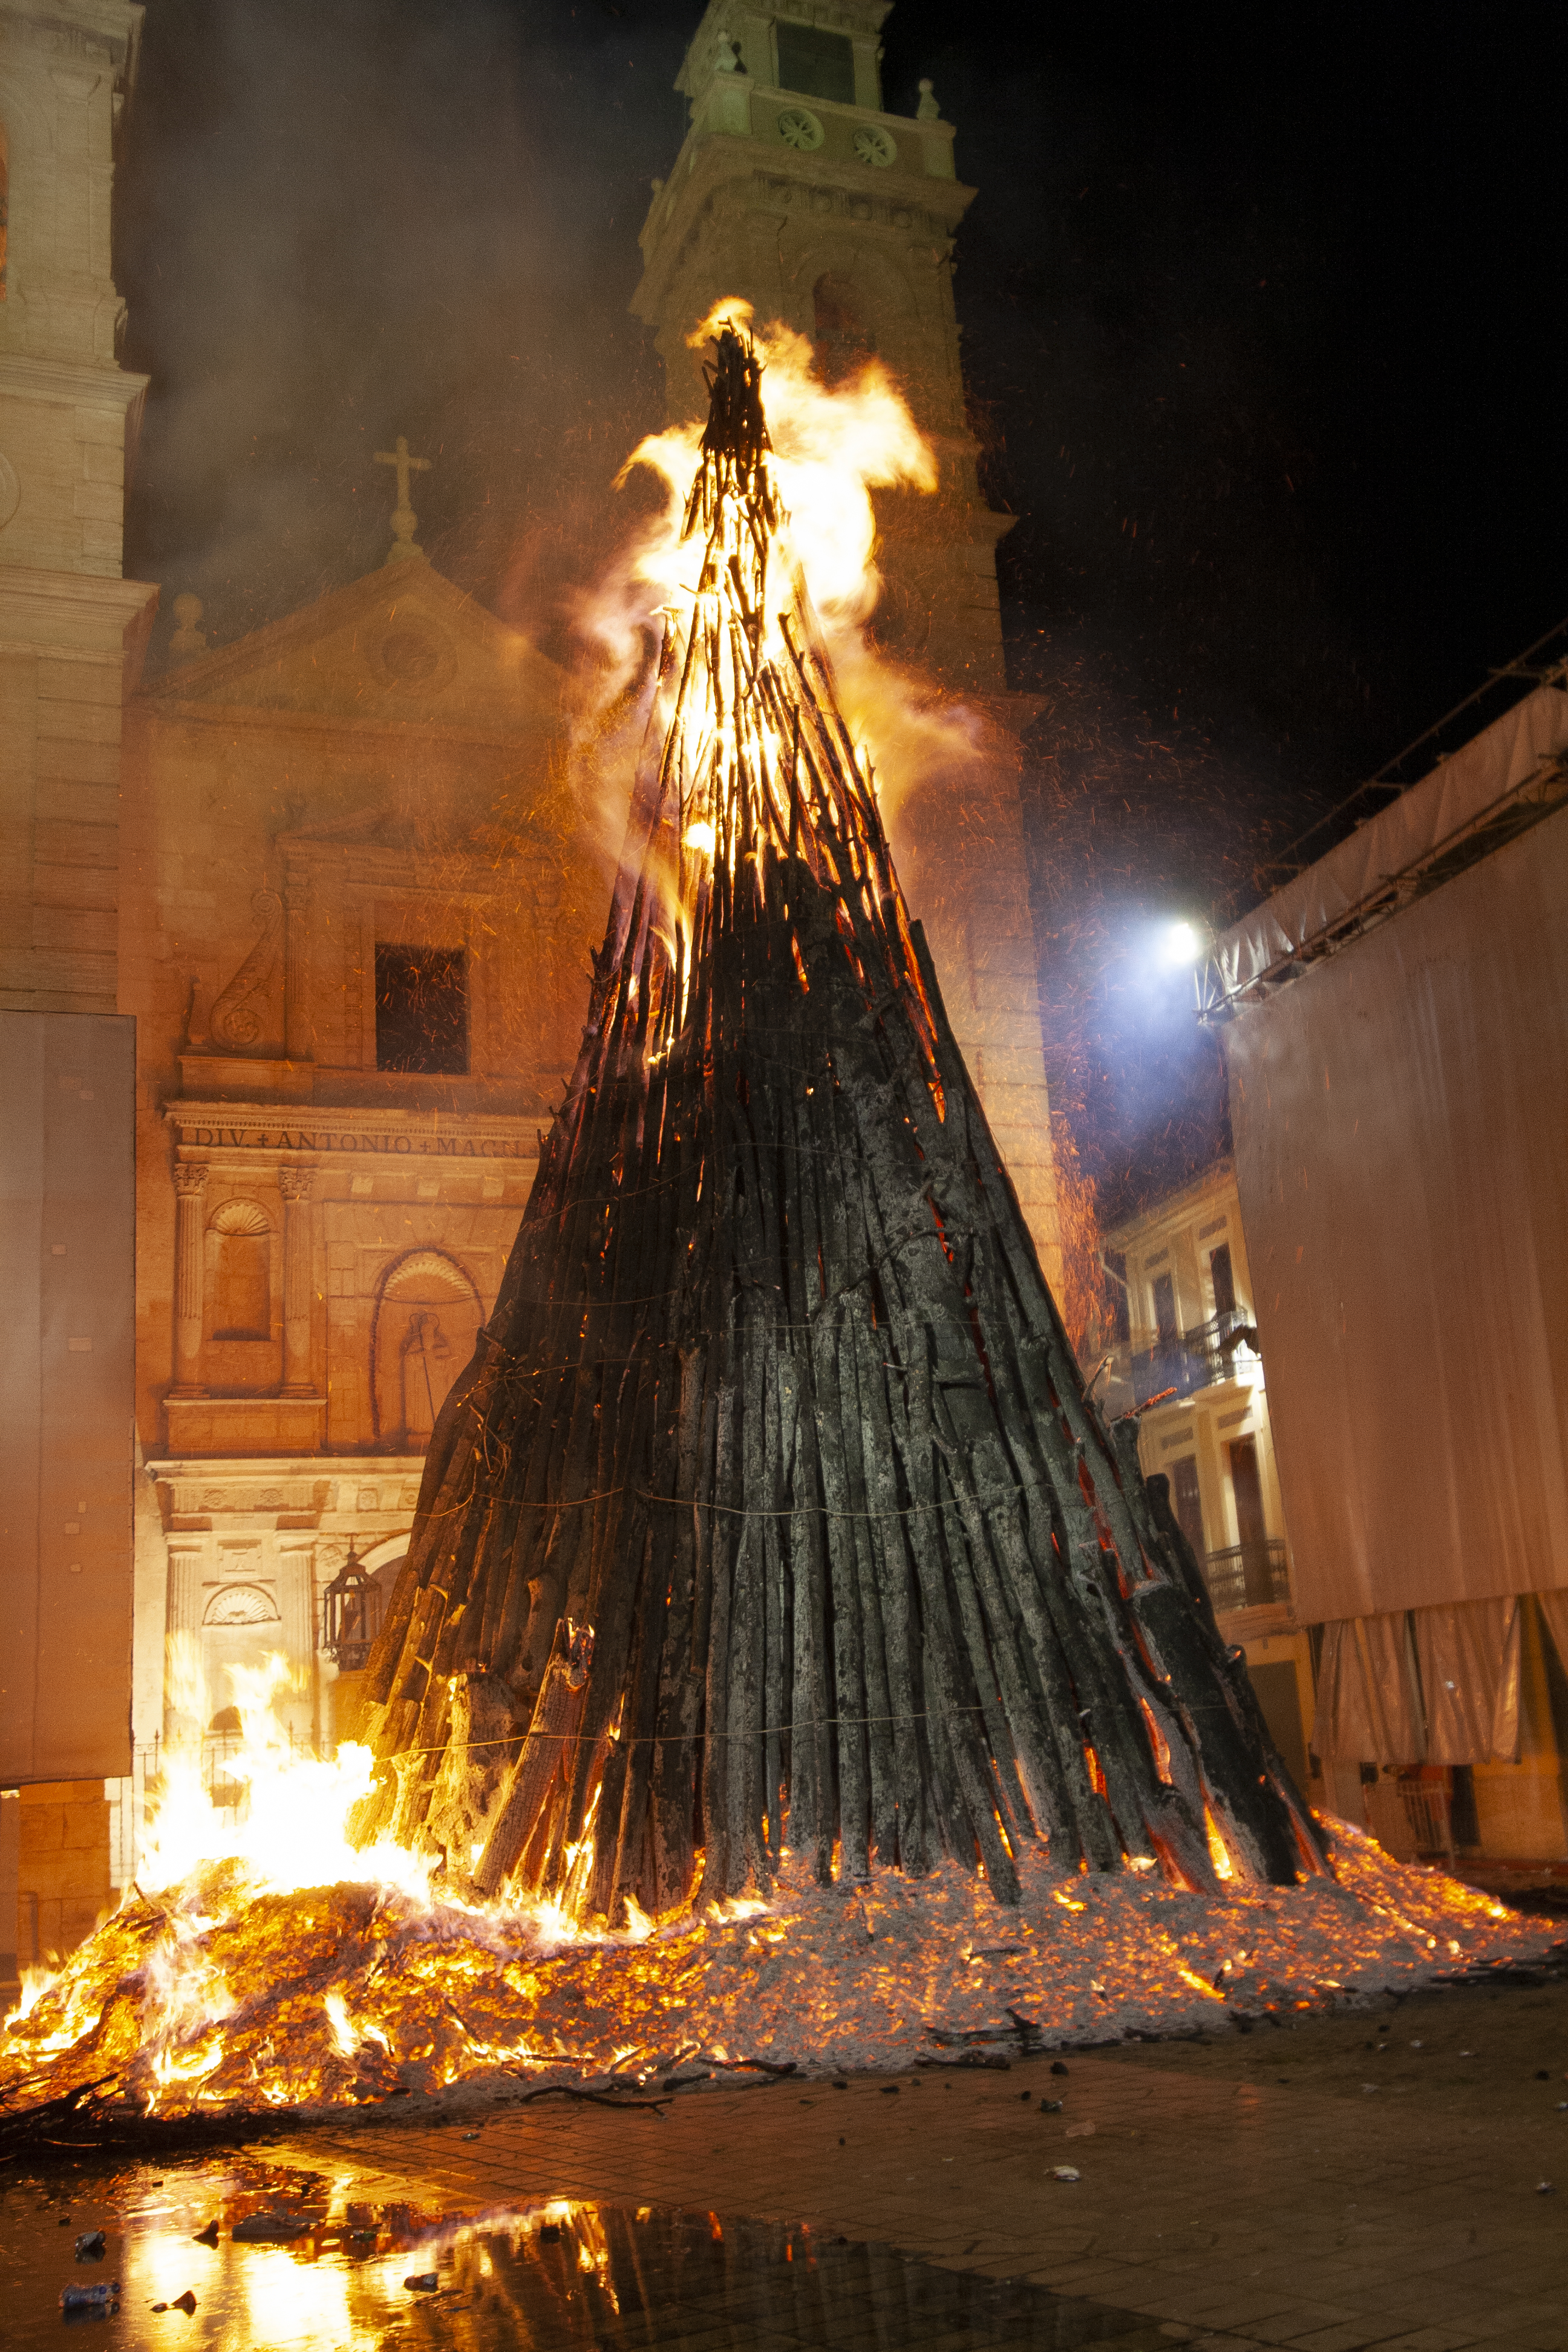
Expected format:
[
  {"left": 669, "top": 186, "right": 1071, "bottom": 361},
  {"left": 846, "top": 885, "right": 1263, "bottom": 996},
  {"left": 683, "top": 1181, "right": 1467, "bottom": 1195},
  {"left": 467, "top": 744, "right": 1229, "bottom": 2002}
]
[
  {"left": 1102, "top": 1248, "right": 1129, "bottom": 1345},
  {"left": 1209, "top": 1241, "right": 1236, "bottom": 1318},
  {"left": 1171, "top": 1455, "right": 1205, "bottom": 1556}
]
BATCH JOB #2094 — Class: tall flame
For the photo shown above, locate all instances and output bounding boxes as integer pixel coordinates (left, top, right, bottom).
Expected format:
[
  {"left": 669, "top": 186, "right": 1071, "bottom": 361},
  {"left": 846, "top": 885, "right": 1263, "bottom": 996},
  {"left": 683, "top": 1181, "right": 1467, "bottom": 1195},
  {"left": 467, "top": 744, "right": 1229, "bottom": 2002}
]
[{"left": 577, "top": 299, "right": 970, "bottom": 848}]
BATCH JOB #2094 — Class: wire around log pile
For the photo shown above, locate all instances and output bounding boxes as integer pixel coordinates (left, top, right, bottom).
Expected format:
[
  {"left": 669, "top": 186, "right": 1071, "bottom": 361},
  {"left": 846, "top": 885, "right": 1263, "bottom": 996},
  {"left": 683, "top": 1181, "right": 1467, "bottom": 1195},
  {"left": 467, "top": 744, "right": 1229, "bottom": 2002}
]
[{"left": 351, "top": 321, "right": 1329, "bottom": 1921}]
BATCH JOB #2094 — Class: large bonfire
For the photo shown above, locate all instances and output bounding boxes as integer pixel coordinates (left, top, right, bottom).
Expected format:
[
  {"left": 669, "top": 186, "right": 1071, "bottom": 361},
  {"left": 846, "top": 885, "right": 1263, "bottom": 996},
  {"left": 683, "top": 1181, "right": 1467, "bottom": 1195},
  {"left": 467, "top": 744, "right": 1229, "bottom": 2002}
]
[{"left": 3, "top": 312, "right": 1552, "bottom": 2140}]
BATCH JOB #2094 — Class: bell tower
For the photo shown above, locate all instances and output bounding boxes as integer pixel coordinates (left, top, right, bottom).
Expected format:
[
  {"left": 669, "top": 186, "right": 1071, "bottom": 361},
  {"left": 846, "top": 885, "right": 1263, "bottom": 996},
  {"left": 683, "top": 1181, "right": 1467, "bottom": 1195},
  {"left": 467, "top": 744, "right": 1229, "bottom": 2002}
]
[
  {"left": 633, "top": 3, "right": 1064, "bottom": 1285},
  {"left": 633, "top": 1, "right": 1008, "bottom": 689}
]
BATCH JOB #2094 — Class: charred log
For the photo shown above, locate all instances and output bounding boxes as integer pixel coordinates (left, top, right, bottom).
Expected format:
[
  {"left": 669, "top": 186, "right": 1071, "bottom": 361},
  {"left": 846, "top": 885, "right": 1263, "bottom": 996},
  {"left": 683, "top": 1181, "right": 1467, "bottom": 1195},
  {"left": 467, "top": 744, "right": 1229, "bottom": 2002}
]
[{"left": 355, "top": 324, "right": 1328, "bottom": 1916}]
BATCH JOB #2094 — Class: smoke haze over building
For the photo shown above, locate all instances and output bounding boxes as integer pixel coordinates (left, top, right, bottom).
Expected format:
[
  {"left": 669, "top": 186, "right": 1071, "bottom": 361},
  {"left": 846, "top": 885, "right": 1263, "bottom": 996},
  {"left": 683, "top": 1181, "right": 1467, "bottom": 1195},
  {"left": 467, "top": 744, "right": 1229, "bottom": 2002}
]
[{"left": 115, "top": 0, "right": 1567, "bottom": 1217}]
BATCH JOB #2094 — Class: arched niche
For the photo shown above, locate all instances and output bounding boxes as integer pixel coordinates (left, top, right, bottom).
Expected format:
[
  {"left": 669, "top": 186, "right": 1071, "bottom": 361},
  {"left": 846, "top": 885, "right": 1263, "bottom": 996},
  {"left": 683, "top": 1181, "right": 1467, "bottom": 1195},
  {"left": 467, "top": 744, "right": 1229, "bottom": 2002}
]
[
  {"left": 202, "top": 1582, "right": 279, "bottom": 1627},
  {"left": 373, "top": 1249, "right": 482, "bottom": 1449},
  {"left": 359, "top": 1533, "right": 411, "bottom": 1607},
  {"left": 206, "top": 1198, "right": 273, "bottom": 1343}
]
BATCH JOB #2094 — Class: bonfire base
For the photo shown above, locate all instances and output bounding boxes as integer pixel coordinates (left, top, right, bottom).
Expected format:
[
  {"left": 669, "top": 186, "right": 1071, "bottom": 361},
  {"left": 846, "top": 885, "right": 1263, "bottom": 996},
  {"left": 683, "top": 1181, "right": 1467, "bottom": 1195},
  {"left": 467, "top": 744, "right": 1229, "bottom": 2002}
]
[{"left": 3, "top": 1820, "right": 1561, "bottom": 2155}]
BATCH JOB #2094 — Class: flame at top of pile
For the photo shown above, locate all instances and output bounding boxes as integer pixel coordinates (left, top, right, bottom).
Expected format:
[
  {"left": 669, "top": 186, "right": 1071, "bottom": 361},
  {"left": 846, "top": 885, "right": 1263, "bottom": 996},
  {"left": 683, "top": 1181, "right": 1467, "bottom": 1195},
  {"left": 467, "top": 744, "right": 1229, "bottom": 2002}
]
[{"left": 610, "top": 318, "right": 938, "bottom": 1080}]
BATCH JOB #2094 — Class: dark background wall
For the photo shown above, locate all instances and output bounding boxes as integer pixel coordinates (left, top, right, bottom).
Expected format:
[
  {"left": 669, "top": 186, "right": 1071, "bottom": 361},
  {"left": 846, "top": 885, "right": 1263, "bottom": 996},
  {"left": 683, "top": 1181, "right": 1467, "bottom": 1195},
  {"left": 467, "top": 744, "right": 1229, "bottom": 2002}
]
[{"left": 116, "top": 1, "right": 1567, "bottom": 1221}]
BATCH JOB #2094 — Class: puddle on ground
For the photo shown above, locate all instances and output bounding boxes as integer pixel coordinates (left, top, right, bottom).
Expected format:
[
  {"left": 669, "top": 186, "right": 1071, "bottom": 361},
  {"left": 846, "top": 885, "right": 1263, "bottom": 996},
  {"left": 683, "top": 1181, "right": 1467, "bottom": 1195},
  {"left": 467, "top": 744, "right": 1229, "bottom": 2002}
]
[{"left": 2, "top": 2154, "right": 1145, "bottom": 2348}]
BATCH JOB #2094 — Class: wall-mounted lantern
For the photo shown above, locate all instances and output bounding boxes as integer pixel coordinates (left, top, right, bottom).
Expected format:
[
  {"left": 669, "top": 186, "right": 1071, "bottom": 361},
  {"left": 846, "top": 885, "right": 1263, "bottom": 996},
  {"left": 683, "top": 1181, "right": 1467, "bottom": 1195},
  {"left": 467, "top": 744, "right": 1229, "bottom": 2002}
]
[{"left": 320, "top": 1538, "right": 382, "bottom": 1673}]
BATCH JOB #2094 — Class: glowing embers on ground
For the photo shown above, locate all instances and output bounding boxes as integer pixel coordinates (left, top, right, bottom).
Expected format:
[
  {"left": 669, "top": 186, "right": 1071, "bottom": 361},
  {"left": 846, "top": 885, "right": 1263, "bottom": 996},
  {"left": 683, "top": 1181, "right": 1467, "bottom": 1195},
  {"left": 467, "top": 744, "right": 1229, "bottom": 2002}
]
[{"left": 2, "top": 1779, "right": 1553, "bottom": 2132}]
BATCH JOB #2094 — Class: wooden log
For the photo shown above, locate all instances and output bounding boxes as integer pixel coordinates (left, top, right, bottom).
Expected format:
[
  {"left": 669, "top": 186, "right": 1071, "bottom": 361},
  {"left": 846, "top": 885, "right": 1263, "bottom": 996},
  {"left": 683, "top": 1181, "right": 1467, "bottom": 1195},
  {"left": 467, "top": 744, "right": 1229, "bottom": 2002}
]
[{"left": 359, "top": 324, "right": 1327, "bottom": 1922}]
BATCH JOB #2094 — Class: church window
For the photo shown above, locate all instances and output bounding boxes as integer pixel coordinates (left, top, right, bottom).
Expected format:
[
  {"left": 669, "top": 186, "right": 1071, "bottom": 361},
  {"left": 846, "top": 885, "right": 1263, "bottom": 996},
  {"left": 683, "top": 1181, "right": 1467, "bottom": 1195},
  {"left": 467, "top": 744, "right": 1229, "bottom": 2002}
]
[
  {"left": 776, "top": 22, "right": 855, "bottom": 106},
  {"left": 375, "top": 942, "right": 469, "bottom": 1074},
  {"left": 208, "top": 1200, "right": 272, "bottom": 1341},
  {"left": 814, "top": 274, "right": 876, "bottom": 384}
]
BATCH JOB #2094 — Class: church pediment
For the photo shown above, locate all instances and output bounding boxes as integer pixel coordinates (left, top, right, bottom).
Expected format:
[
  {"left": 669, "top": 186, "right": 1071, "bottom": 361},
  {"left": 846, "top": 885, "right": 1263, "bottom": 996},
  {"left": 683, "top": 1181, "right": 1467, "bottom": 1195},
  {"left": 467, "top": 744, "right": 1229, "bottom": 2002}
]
[{"left": 141, "top": 560, "right": 567, "bottom": 737}]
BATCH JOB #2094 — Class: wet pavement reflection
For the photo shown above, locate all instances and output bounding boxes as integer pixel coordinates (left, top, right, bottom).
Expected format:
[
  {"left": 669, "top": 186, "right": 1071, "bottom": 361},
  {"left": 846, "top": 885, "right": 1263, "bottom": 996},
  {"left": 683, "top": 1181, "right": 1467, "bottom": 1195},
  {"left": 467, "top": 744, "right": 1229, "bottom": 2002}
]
[{"left": 4, "top": 2155, "right": 1151, "bottom": 2349}]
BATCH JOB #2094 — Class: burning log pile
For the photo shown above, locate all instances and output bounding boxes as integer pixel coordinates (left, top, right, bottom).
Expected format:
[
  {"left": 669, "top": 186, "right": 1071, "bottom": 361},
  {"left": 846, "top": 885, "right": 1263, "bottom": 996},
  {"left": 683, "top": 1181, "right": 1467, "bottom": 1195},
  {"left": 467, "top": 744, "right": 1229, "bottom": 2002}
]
[
  {"left": 2, "top": 318, "right": 1557, "bottom": 2145},
  {"left": 353, "top": 323, "right": 1324, "bottom": 1916}
]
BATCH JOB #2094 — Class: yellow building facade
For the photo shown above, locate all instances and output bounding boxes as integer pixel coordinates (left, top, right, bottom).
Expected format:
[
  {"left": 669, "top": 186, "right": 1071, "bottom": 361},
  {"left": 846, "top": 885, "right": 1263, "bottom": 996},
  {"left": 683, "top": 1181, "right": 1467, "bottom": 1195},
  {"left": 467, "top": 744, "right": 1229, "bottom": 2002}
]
[{"left": 1100, "top": 1163, "right": 1318, "bottom": 1809}]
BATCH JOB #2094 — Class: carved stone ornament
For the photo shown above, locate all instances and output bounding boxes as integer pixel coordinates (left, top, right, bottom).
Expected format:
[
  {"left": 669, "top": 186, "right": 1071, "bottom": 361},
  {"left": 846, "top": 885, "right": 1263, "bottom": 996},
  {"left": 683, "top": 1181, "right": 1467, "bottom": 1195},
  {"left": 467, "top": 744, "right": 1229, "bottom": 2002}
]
[
  {"left": 852, "top": 126, "right": 896, "bottom": 168},
  {"left": 209, "top": 889, "right": 283, "bottom": 1050},
  {"left": 777, "top": 108, "right": 824, "bottom": 151}
]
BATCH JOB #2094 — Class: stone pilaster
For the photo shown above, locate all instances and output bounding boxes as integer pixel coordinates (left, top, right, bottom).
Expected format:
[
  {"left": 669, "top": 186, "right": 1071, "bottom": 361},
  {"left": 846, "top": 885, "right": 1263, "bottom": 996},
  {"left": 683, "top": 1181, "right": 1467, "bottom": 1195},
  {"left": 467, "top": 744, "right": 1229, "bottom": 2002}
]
[
  {"left": 279, "top": 1166, "right": 315, "bottom": 1395},
  {"left": 169, "top": 1160, "right": 209, "bottom": 1396},
  {"left": 283, "top": 873, "right": 312, "bottom": 1060}
]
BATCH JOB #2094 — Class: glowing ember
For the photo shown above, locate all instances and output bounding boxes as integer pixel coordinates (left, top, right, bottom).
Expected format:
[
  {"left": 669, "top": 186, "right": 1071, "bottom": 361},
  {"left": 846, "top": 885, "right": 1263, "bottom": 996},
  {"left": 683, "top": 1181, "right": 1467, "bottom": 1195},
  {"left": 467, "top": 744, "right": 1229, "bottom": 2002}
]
[{"left": 1, "top": 1725, "right": 1550, "bottom": 2129}]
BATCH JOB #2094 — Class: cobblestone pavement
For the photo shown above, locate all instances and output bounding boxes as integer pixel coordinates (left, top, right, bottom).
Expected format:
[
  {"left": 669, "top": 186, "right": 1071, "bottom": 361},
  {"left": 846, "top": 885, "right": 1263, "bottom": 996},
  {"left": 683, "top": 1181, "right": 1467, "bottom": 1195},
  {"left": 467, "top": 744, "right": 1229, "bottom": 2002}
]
[
  {"left": 5, "top": 1978, "right": 1564, "bottom": 2350},
  {"left": 258, "top": 1977, "right": 1567, "bottom": 2352}
]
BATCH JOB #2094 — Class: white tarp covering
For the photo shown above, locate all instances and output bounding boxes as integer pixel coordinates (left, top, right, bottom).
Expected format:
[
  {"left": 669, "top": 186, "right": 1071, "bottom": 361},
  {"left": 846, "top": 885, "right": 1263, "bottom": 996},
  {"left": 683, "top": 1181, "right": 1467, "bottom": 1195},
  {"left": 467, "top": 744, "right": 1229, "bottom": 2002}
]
[
  {"left": 1316, "top": 1600, "right": 1520, "bottom": 1765},
  {"left": 1221, "top": 790, "right": 1568, "bottom": 1624},
  {"left": 1316, "top": 1613, "right": 1423, "bottom": 1766},
  {"left": 1215, "top": 683, "right": 1568, "bottom": 996}
]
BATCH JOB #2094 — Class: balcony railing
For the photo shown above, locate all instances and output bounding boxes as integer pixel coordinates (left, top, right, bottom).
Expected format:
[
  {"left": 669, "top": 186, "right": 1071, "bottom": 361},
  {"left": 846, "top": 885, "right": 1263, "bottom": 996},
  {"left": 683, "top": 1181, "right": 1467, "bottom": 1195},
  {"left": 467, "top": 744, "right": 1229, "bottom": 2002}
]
[
  {"left": 1120, "top": 1308, "right": 1256, "bottom": 1405},
  {"left": 1202, "top": 1538, "right": 1290, "bottom": 1615}
]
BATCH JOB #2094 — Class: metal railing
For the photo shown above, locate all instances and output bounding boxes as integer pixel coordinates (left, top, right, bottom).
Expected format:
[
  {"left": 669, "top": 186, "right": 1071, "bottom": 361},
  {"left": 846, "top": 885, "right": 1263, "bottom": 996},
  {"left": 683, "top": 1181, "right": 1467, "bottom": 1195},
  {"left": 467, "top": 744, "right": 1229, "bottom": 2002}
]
[
  {"left": 1398, "top": 1774, "right": 1455, "bottom": 1863},
  {"left": 1202, "top": 1538, "right": 1290, "bottom": 1615},
  {"left": 1122, "top": 1308, "right": 1258, "bottom": 1406},
  {"left": 133, "top": 1728, "right": 316, "bottom": 1817}
]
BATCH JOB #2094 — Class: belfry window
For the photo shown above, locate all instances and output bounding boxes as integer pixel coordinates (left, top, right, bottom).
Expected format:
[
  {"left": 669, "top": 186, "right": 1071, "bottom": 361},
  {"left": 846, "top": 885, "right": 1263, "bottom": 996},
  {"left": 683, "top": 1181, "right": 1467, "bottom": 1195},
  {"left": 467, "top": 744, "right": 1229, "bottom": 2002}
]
[
  {"left": 814, "top": 273, "right": 875, "bottom": 384},
  {"left": 776, "top": 22, "right": 855, "bottom": 105},
  {"left": 375, "top": 942, "right": 469, "bottom": 1074}
]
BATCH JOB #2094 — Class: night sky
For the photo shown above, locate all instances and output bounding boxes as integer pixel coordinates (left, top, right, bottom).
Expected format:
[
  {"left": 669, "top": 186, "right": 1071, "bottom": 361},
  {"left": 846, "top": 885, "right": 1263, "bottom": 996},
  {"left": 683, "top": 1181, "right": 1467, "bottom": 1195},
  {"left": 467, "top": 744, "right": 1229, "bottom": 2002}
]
[{"left": 115, "top": 1, "right": 1567, "bottom": 1225}]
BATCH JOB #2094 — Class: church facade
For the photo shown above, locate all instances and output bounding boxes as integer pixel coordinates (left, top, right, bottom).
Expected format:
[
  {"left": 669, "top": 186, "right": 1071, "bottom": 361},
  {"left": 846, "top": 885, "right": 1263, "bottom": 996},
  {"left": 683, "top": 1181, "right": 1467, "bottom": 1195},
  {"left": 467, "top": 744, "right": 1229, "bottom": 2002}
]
[
  {"left": 120, "top": 532, "right": 600, "bottom": 1774},
  {"left": 8, "top": 0, "right": 1071, "bottom": 1964}
]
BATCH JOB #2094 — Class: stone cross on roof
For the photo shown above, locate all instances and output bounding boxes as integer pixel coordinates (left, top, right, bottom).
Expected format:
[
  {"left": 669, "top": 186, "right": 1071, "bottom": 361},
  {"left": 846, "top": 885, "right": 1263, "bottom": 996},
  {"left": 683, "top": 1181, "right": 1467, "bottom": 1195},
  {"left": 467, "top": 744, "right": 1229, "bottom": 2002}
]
[{"left": 374, "top": 434, "right": 433, "bottom": 564}]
